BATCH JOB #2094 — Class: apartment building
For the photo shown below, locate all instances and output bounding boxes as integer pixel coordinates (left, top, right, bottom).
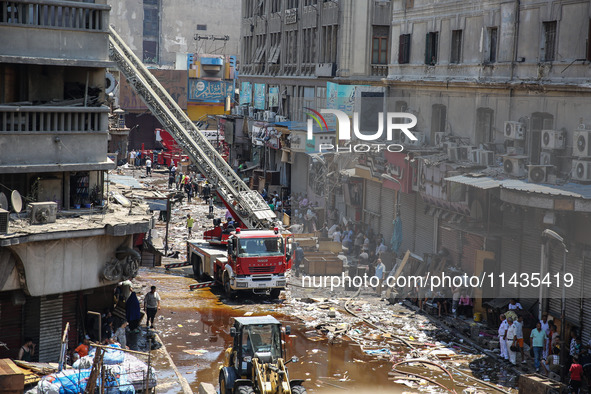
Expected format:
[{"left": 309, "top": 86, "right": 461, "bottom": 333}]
[{"left": 0, "top": 0, "right": 151, "bottom": 361}]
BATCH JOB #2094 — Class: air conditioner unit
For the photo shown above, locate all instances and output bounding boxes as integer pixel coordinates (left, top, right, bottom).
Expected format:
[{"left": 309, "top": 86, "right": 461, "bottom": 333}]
[
  {"left": 528, "top": 165, "right": 553, "bottom": 183},
  {"left": 504, "top": 121, "right": 525, "bottom": 140},
  {"left": 255, "top": 112, "right": 264, "bottom": 121},
  {"left": 401, "top": 132, "right": 425, "bottom": 146},
  {"left": 434, "top": 132, "right": 445, "bottom": 147},
  {"left": 541, "top": 130, "right": 565, "bottom": 150},
  {"left": 448, "top": 147, "right": 459, "bottom": 161},
  {"left": 457, "top": 146, "right": 470, "bottom": 161},
  {"left": 315, "top": 62, "right": 336, "bottom": 77},
  {"left": 572, "top": 160, "right": 591, "bottom": 181},
  {"left": 248, "top": 107, "right": 254, "bottom": 118},
  {"left": 540, "top": 151, "right": 555, "bottom": 166},
  {"left": 479, "top": 150, "right": 495, "bottom": 167},
  {"left": 442, "top": 141, "right": 457, "bottom": 151},
  {"left": 276, "top": 116, "right": 287, "bottom": 122},
  {"left": 0, "top": 208, "right": 8, "bottom": 234},
  {"left": 502, "top": 156, "right": 527, "bottom": 177},
  {"left": 469, "top": 149, "right": 480, "bottom": 163},
  {"left": 29, "top": 202, "right": 57, "bottom": 225},
  {"left": 573, "top": 130, "right": 591, "bottom": 158}
]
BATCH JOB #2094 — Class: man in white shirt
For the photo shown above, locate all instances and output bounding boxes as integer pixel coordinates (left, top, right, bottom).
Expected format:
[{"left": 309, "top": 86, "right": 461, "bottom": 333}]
[
  {"left": 332, "top": 227, "right": 342, "bottom": 243},
  {"left": 146, "top": 158, "right": 152, "bottom": 176},
  {"left": 541, "top": 313, "right": 550, "bottom": 358},
  {"left": 513, "top": 315, "right": 526, "bottom": 363},
  {"left": 504, "top": 317, "right": 517, "bottom": 364},
  {"left": 498, "top": 314, "right": 509, "bottom": 360},
  {"left": 508, "top": 298, "right": 523, "bottom": 310}
]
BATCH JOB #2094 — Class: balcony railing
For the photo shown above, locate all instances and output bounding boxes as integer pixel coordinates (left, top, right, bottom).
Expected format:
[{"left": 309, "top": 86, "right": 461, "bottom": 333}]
[
  {"left": 371, "top": 64, "right": 388, "bottom": 77},
  {"left": 0, "top": 106, "right": 108, "bottom": 133},
  {"left": 0, "top": 0, "right": 109, "bottom": 31}
]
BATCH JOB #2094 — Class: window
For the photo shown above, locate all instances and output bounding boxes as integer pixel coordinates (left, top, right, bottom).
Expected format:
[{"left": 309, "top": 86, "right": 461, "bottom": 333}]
[
  {"left": 398, "top": 34, "right": 411, "bottom": 64},
  {"left": 271, "top": 0, "right": 281, "bottom": 13},
  {"left": 587, "top": 19, "right": 591, "bottom": 62},
  {"left": 487, "top": 27, "right": 498, "bottom": 63},
  {"left": 143, "top": 0, "right": 159, "bottom": 63},
  {"left": 476, "top": 108, "right": 494, "bottom": 144},
  {"left": 371, "top": 26, "right": 389, "bottom": 64},
  {"left": 450, "top": 30, "right": 462, "bottom": 64},
  {"left": 430, "top": 104, "right": 446, "bottom": 142},
  {"left": 196, "top": 24, "right": 207, "bottom": 31},
  {"left": 542, "top": 21, "right": 557, "bottom": 62},
  {"left": 425, "top": 32, "right": 438, "bottom": 65},
  {"left": 143, "top": 40, "right": 158, "bottom": 64}
]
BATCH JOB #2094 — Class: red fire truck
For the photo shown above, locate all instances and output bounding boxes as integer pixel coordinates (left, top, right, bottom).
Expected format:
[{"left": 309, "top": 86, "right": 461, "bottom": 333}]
[{"left": 187, "top": 227, "right": 290, "bottom": 298}]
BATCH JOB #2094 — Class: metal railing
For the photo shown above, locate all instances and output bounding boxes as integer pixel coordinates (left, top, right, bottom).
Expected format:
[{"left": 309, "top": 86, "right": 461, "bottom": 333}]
[
  {"left": 0, "top": 0, "right": 109, "bottom": 30},
  {"left": 0, "top": 106, "right": 107, "bottom": 133}
]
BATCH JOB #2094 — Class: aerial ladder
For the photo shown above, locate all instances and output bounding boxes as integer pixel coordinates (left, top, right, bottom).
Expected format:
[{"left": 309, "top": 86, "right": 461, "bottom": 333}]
[{"left": 108, "top": 27, "right": 276, "bottom": 229}]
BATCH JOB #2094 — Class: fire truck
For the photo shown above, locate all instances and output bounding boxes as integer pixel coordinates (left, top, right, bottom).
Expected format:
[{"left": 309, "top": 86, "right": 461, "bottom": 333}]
[
  {"left": 188, "top": 227, "right": 289, "bottom": 298},
  {"left": 109, "top": 28, "right": 289, "bottom": 297}
]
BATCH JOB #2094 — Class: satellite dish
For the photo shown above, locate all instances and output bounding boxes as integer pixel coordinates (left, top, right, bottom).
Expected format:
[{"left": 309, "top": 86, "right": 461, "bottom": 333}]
[
  {"left": 11, "top": 190, "right": 22, "bottom": 213},
  {"left": 0, "top": 192, "right": 8, "bottom": 210}
]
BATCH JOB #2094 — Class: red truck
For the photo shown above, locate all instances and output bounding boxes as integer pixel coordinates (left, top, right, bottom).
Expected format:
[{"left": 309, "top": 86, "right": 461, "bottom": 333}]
[{"left": 187, "top": 227, "right": 291, "bottom": 298}]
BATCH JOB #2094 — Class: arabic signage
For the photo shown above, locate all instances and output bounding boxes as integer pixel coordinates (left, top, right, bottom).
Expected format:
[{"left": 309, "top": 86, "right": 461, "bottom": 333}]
[
  {"left": 326, "top": 82, "right": 357, "bottom": 116},
  {"left": 188, "top": 79, "right": 232, "bottom": 102},
  {"left": 254, "top": 83, "right": 266, "bottom": 110},
  {"left": 269, "top": 86, "right": 279, "bottom": 108},
  {"left": 240, "top": 81, "right": 252, "bottom": 105}
]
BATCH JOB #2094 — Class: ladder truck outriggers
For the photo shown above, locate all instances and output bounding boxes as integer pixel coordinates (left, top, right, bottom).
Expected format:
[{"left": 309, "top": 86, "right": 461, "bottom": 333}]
[{"left": 109, "top": 27, "right": 291, "bottom": 298}]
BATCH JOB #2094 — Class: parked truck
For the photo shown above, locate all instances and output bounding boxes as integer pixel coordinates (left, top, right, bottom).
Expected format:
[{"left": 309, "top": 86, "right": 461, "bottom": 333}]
[{"left": 188, "top": 227, "right": 291, "bottom": 298}]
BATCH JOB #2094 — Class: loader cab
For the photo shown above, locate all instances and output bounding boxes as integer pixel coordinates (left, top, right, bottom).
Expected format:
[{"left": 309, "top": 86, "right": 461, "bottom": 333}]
[{"left": 230, "top": 316, "right": 283, "bottom": 375}]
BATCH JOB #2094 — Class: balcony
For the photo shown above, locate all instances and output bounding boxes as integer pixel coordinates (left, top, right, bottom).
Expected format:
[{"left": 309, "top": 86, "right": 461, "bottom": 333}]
[
  {"left": 0, "top": 106, "right": 113, "bottom": 173},
  {"left": 0, "top": 0, "right": 111, "bottom": 66},
  {"left": 371, "top": 64, "right": 388, "bottom": 77}
]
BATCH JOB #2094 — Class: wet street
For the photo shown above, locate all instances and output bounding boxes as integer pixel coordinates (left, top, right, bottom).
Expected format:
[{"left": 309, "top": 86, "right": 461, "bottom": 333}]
[{"left": 135, "top": 268, "right": 394, "bottom": 393}]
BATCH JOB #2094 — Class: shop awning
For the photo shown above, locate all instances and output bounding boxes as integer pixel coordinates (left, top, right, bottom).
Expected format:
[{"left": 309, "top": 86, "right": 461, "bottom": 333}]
[{"left": 444, "top": 175, "right": 502, "bottom": 190}]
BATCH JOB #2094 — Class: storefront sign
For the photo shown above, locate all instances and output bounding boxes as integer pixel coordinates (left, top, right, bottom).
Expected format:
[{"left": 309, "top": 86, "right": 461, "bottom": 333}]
[
  {"left": 188, "top": 79, "right": 232, "bottom": 102},
  {"left": 254, "top": 83, "right": 266, "bottom": 110},
  {"left": 240, "top": 82, "right": 252, "bottom": 105}
]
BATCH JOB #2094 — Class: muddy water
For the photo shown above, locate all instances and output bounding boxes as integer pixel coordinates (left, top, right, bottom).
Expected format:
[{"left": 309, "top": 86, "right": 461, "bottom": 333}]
[{"left": 137, "top": 269, "right": 394, "bottom": 393}]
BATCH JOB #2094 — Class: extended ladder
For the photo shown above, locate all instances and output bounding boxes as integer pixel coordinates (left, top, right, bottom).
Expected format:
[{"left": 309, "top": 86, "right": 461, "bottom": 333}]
[{"left": 108, "top": 26, "right": 276, "bottom": 229}]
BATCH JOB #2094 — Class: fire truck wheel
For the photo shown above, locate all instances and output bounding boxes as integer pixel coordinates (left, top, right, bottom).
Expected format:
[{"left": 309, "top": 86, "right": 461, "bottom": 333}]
[
  {"left": 270, "top": 288, "right": 281, "bottom": 299},
  {"left": 291, "top": 385, "right": 307, "bottom": 394},
  {"left": 224, "top": 273, "right": 236, "bottom": 299}
]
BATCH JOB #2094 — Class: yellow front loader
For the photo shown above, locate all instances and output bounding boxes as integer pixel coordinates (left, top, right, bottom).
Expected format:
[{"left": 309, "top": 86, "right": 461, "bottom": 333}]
[{"left": 219, "top": 316, "right": 306, "bottom": 394}]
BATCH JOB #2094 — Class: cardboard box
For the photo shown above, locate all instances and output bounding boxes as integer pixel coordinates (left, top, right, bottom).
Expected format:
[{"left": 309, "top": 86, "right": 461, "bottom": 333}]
[{"left": 0, "top": 359, "right": 24, "bottom": 393}]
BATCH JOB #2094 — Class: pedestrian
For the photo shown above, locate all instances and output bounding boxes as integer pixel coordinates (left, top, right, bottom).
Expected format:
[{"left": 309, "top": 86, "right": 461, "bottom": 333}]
[
  {"left": 129, "top": 149, "right": 136, "bottom": 166},
  {"left": 451, "top": 285, "right": 461, "bottom": 317},
  {"left": 569, "top": 356, "right": 583, "bottom": 393},
  {"left": 186, "top": 214, "right": 194, "bottom": 237},
  {"left": 458, "top": 292, "right": 473, "bottom": 318},
  {"left": 185, "top": 177, "right": 193, "bottom": 203},
  {"left": 499, "top": 314, "right": 509, "bottom": 360},
  {"left": 514, "top": 315, "right": 526, "bottom": 363},
  {"left": 74, "top": 336, "right": 90, "bottom": 361},
  {"left": 18, "top": 337, "right": 35, "bottom": 361},
  {"left": 135, "top": 151, "right": 141, "bottom": 167},
  {"left": 125, "top": 289, "right": 141, "bottom": 332},
  {"left": 294, "top": 243, "right": 304, "bottom": 277},
  {"left": 541, "top": 313, "right": 551, "bottom": 358},
  {"left": 530, "top": 321, "right": 547, "bottom": 372},
  {"left": 332, "top": 226, "right": 342, "bottom": 243},
  {"left": 144, "top": 286, "right": 161, "bottom": 329},
  {"left": 505, "top": 317, "right": 517, "bottom": 365},
  {"left": 374, "top": 258, "right": 385, "bottom": 297},
  {"left": 145, "top": 157, "right": 152, "bottom": 176},
  {"left": 508, "top": 298, "right": 523, "bottom": 310},
  {"left": 113, "top": 320, "right": 128, "bottom": 348}
]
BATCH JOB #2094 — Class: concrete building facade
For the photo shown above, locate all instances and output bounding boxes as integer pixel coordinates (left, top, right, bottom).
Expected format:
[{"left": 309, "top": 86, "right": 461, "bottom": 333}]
[
  {"left": 109, "top": 0, "right": 241, "bottom": 68},
  {"left": 0, "top": 0, "right": 151, "bottom": 362}
]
